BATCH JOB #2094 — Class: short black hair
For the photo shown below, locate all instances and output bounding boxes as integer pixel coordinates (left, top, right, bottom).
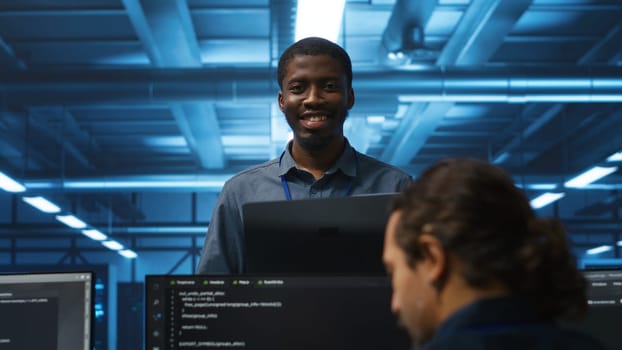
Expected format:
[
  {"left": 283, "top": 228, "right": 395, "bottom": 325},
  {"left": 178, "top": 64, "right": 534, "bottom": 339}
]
[{"left": 277, "top": 37, "right": 353, "bottom": 89}]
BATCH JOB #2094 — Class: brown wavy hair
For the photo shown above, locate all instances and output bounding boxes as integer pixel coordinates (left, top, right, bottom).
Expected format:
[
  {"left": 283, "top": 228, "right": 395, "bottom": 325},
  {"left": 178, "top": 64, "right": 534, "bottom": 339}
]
[{"left": 392, "top": 158, "right": 587, "bottom": 320}]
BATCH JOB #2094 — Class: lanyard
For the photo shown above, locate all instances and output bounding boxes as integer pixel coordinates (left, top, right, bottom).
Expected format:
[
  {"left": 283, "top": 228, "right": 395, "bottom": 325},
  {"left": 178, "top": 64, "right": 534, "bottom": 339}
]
[{"left": 278, "top": 151, "right": 358, "bottom": 201}]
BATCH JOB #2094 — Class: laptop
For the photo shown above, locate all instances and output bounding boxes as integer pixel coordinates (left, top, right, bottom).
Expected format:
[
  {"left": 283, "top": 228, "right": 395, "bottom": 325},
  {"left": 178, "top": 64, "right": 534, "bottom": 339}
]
[{"left": 242, "top": 193, "right": 398, "bottom": 274}]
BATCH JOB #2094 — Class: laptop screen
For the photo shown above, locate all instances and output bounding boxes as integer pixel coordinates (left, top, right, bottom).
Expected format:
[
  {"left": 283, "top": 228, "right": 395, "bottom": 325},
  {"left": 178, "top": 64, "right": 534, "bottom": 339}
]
[
  {"left": 0, "top": 271, "right": 94, "bottom": 350},
  {"left": 145, "top": 274, "right": 410, "bottom": 350},
  {"left": 242, "top": 193, "right": 397, "bottom": 274}
]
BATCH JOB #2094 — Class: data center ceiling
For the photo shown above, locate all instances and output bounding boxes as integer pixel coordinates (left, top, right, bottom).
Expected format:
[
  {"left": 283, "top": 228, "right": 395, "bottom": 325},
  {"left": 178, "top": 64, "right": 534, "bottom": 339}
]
[{"left": 1, "top": 0, "right": 622, "bottom": 240}]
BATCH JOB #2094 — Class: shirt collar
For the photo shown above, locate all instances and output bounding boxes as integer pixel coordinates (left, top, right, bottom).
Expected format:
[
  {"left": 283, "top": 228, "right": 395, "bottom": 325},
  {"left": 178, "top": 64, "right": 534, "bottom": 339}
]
[{"left": 278, "top": 139, "right": 358, "bottom": 178}]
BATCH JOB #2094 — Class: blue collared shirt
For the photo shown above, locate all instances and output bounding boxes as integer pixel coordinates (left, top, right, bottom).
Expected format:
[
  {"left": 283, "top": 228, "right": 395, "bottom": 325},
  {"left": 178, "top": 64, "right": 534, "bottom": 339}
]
[{"left": 196, "top": 140, "right": 412, "bottom": 274}]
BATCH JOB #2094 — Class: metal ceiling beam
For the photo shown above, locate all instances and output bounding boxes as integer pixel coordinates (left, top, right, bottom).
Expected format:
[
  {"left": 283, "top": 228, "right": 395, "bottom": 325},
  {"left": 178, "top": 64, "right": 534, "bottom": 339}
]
[
  {"left": 502, "top": 104, "right": 609, "bottom": 171},
  {"left": 491, "top": 15, "right": 622, "bottom": 171},
  {"left": 436, "top": 0, "right": 532, "bottom": 65},
  {"left": 122, "top": 0, "right": 202, "bottom": 66},
  {"left": 492, "top": 13, "right": 622, "bottom": 169},
  {"left": 381, "top": 102, "right": 452, "bottom": 166},
  {"left": 376, "top": 0, "right": 438, "bottom": 164},
  {"left": 382, "top": 0, "right": 533, "bottom": 165},
  {"left": 565, "top": 106, "right": 622, "bottom": 171},
  {"left": 27, "top": 107, "right": 96, "bottom": 171},
  {"left": 122, "top": 0, "right": 225, "bottom": 169},
  {"left": 269, "top": 0, "right": 295, "bottom": 66},
  {"left": 0, "top": 36, "right": 26, "bottom": 70},
  {"left": 491, "top": 103, "right": 564, "bottom": 165},
  {"left": 578, "top": 19, "right": 622, "bottom": 65},
  {"left": 433, "top": 0, "right": 532, "bottom": 162},
  {"left": 0, "top": 111, "right": 58, "bottom": 170},
  {"left": 2, "top": 67, "right": 622, "bottom": 104}
]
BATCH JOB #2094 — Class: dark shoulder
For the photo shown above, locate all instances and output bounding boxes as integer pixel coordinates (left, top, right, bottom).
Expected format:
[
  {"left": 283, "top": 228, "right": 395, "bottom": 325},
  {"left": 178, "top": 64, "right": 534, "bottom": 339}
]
[
  {"left": 421, "top": 327, "right": 608, "bottom": 350},
  {"left": 555, "top": 328, "right": 608, "bottom": 350},
  {"left": 356, "top": 152, "right": 411, "bottom": 178}
]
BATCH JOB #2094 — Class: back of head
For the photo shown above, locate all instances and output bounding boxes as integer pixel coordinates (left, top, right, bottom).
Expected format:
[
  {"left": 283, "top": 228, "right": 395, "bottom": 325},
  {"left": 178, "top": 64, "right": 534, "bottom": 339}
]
[
  {"left": 392, "top": 158, "right": 588, "bottom": 320},
  {"left": 277, "top": 37, "right": 353, "bottom": 89}
]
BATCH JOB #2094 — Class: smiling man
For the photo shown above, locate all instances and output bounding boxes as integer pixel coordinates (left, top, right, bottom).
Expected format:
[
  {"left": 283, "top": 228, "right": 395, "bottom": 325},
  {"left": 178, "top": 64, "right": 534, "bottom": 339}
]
[{"left": 197, "top": 37, "right": 412, "bottom": 274}]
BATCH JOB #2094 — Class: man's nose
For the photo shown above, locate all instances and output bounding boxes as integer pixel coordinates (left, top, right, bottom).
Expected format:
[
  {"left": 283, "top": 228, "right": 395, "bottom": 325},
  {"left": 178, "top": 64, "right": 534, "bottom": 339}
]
[
  {"left": 390, "top": 293, "right": 400, "bottom": 315},
  {"left": 303, "top": 85, "right": 323, "bottom": 106}
]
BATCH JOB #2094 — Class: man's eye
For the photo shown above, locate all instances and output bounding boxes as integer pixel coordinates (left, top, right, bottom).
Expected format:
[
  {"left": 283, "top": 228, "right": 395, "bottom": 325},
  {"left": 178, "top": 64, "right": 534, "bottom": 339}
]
[{"left": 290, "top": 85, "right": 304, "bottom": 93}]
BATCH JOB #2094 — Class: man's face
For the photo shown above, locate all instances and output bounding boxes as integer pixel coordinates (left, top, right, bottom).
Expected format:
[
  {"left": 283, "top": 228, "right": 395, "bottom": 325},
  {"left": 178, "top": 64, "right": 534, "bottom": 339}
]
[
  {"left": 383, "top": 211, "right": 437, "bottom": 348},
  {"left": 278, "top": 54, "right": 354, "bottom": 151}
]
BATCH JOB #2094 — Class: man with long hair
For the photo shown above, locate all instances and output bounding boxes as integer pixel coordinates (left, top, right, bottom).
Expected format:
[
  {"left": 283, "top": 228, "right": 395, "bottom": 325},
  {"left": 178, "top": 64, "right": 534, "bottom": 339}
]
[{"left": 383, "top": 158, "right": 606, "bottom": 349}]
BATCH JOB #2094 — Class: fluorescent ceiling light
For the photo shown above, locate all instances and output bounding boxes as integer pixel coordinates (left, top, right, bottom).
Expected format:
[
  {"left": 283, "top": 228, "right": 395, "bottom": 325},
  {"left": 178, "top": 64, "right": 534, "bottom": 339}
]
[
  {"left": 606, "top": 151, "right": 622, "bottom": 162},
  {"left": 65, "top": 180, "right": 225, "bottom": 189},
  {"left": 387, "top": 51, "right": 405, "bottom": 60},
  {"left": 366, "top": 116, "right": 386, "bottom": 124},
  {"left": 81, "top": 229, "right": 108, "bottom": 241},
  {"left": 396, "top": 63, "right": 433, "bottom": 71},
  {"left": 55, "top": 215, "right": 88, "bottom": 229},
  {"left": 564, "top": 166, "right": 618, "bottom": 188},
  {"left": 126, "top": 226, "right": 208, "bottom": 234},
  {"left": 102, "top": 240, "right": 124, "bottom": 251},
  {"left": 143, "top": 136, "right": 187, "bottom": 147},
  {"left": 119, "top": 249, "right": 138, "bottom": 259},
  {"left": 526, "top": 184, "right": 558, "bottom": 191},
  {"left": 0, "top": 172, "right": 26, "bottom": 193},
  {"left": 530, "top": 192, "right": 566, "bottom": 209},
  {"left": 22, "top": 196, "right": 61, "bottom": 214},
  {"left": 222, "top": 135, "right": 270, "bottom": 147},
  {"left": 586, "top": 245, "right": 612, "bottom": 255},
  {"left": 295, "top": 0, "right": 345, "bottom": 42}
]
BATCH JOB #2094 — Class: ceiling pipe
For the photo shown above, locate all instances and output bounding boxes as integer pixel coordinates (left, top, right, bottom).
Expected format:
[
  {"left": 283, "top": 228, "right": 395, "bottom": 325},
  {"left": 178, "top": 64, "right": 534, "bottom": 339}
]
[
  {"left": 20, "top": 174, "right": 622, "bottom": 192},
  {"left": 0, "top": 220, "right": 619, "bottom": 234},
  {"left": 0, "top": 224, "right": 208, "bottom": 235},
  {"left": 1, "top": 67, "right": 621, "bottom": 104}
]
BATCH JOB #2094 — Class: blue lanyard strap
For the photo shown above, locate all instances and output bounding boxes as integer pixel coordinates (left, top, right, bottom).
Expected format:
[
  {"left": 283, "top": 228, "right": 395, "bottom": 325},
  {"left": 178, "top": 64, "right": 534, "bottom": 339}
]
[{"left": 279, "top": 151, "right": 358, "bottom": 201}]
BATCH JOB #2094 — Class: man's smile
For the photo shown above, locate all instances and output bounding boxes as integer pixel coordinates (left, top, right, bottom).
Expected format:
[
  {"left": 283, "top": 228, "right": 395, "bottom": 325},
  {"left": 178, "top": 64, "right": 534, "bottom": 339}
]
[{"left": 300, "top": 113, "right": 330, "bottom": 129}]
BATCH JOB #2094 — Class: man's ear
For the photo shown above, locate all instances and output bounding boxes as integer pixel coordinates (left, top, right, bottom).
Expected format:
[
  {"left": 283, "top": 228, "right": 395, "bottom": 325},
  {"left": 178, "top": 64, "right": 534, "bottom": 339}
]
[
  {"left": 347, "top": 88, "right": 355, "bottom": 110},
  {"left": 416, "top": 234, "right": 447, "bottom": 287},
  {"left": 278, "top": 91, "right": 285, "bottom": 112}
]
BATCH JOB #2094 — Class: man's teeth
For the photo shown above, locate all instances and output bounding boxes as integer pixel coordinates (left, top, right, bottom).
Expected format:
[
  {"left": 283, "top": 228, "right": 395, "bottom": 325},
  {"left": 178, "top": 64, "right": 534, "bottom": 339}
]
[{"left": 305, "top": 116, "right": 327, "bottom": 121}]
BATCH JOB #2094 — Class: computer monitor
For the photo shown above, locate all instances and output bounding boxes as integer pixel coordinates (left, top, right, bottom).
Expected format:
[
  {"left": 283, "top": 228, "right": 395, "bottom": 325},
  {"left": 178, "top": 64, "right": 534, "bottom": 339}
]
[
  {"left": 242, "top": 193, "right": 398, "bottom": 274},
  {"left": 0, "top": 271, "right": 94, "bottom": 350},
  {"left": 145, "top": 274, "right": 410, "bottom": 350},
  {"left": 562, "top": 268, "right": 621, "bottom": 350}
]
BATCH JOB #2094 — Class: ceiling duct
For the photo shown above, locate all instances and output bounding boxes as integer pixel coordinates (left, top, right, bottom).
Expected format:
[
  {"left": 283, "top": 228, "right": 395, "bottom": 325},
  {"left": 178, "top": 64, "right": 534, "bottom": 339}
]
[{"left": 1, "top": 67, "right": 621, "bottom": 104}]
